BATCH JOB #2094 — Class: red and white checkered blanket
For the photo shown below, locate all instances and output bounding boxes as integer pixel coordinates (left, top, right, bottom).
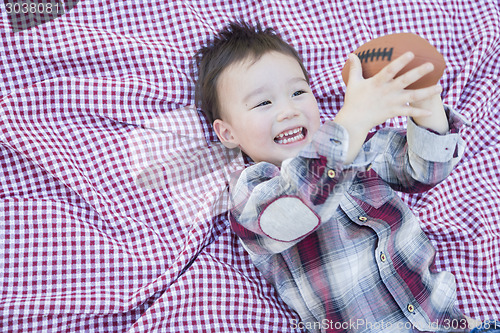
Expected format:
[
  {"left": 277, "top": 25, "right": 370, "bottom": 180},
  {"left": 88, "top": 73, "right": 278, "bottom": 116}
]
[{"left": 1, "top": 1, "right": 499, "bottom": 332}]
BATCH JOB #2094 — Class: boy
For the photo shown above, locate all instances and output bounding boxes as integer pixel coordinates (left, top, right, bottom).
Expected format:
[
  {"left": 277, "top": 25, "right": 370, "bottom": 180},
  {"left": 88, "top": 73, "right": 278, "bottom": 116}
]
[{"left": 194, "top": 21, "right": 487, "bottom": 332}]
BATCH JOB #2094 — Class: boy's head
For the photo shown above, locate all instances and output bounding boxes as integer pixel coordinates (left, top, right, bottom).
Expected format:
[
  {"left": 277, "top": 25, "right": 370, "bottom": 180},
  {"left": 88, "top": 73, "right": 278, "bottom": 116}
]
[{"left": 194, "top": 21, "right": 321, "bottom": 166}]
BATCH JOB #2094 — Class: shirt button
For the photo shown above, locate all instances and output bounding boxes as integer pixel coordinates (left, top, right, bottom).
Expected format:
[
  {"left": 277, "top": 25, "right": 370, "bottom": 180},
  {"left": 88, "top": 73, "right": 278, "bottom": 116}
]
[
  {"left": 330, "top": 138, "right": 341, "bottom": 145},
  {"left": 327, "top": 169, "right": 336, "bottom": 178},
  {"left": 358, "top": 216, "right": 367, "bottom": 222},
  {"left": 407, "top": 304, "right": 415, "bottom": 313},
  {"left": 380, "top": 253, "right": 387, "bottom": 262}
]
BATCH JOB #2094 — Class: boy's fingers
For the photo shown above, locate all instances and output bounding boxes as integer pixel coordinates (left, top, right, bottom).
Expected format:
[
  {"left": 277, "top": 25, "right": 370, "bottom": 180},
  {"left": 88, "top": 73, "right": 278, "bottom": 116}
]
[
  {"left": 389, "top": 85, "right": 442, "bottom": 118},
  {"left": 403, "top": 84, "right": 442, "bottom": 104},
  {"left": 347, "top": 54, "right": 363, "bottom": 82},
  {"left": 402, "top": 105, "right": 433, "bottom": 118},
  {"left": 394, "top": 62, "right": 435, "bottom": 88},
  {"left": 378, "top": 52, "right": 415, "bottom": 80}
]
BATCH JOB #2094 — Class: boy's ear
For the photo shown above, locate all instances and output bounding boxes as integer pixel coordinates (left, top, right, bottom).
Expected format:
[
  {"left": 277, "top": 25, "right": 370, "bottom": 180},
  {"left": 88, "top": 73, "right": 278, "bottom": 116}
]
[{"left": 213, "top": 119, "right": 239, "bottom": 149}]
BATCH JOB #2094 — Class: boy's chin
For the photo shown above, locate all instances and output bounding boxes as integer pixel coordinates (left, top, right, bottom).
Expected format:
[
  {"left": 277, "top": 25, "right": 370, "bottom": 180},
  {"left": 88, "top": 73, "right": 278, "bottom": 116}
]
[
  {"left": 248, "top": 143, "right": 307, "bottom": 166},
  {"left": 274, "top": 147, "right": 305, "bottom": 165}
]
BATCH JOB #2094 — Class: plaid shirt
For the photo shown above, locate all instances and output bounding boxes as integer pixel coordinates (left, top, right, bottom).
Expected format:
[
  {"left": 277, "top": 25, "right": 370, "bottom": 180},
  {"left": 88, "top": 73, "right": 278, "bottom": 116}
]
[{"left": 229, "top": 107, "right": 470, "bottom": 332}]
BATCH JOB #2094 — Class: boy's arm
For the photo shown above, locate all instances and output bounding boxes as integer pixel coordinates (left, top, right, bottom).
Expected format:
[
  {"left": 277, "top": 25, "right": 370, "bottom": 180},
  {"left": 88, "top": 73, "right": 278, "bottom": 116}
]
[
  {"left": 367, "top": 106, "right": 468, "bottom": 192},
  {"left": 230, "top": 123, "right": 355, "bottom": 255},
  {"left": 333, "top": 53, "right": 468, "bottom": 190},
  {"left": 333, "top": 52, "right": 444, "bottom": 164}
]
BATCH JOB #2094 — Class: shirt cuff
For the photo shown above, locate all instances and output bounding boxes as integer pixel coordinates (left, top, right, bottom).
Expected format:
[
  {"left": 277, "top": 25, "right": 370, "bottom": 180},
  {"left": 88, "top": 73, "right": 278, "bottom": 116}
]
[
  {"left": 299, "top": 121, "right": 350, "bottom": 169},
  {"left": 407, "top": 105, "right": 469, "bottom": 163}
]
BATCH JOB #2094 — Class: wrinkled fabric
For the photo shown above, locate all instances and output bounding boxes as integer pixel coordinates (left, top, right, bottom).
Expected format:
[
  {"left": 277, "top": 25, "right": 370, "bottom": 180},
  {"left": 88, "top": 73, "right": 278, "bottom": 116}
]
[{"left": 0, "top": 1, "right": 499, "bottom": 332}]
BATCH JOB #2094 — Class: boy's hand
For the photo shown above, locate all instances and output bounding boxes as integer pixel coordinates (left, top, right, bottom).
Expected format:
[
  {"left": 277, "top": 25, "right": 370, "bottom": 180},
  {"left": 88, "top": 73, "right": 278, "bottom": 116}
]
[
  {"left": 334, "top": 52, "right": 444, "bottom": 163},
  {"left": 410, "top": 93, "right": 449, "bottom": 134},
  {"left": 341, "top": 52, "right": 442, "bottom": 132}
]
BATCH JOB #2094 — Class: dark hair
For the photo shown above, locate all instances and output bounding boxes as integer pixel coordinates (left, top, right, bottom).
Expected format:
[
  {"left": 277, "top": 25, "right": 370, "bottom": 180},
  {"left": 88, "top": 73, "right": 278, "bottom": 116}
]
[{"left": 193, "top": 20, "right": 309, "bottom": 125}]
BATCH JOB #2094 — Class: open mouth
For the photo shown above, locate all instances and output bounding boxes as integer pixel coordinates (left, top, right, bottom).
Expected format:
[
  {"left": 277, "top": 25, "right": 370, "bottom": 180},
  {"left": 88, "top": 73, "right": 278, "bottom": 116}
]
[{"left": 274, "top": 127, "right": 307, "bottom": 145}]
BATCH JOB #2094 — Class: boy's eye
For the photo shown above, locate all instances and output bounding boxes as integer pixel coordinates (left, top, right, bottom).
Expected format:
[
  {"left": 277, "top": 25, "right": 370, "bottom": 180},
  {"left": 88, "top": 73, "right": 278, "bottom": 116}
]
[
  {"left": 292, "top": 90, "right": 306, "bottom": 97},
  {"left": 254, "top": 100, "right": 271, "bottom": 108}
]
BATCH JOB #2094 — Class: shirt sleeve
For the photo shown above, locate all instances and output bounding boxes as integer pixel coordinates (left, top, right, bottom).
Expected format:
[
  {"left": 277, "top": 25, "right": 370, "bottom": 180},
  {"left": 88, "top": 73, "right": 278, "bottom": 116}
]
[
  {"left": 368, "top": 105, "right": 470, "bottom": 192},
  {"left": 229, "top": 122, "right": 358, "bottom": 254},
  {"left": 407, "top": 105, "right": 469, "bottom": 163}
]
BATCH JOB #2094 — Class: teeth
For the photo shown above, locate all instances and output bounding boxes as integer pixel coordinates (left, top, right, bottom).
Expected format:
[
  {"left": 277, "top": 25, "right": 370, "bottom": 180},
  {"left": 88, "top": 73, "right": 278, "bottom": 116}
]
[
  {"left": 274, "top": 127, "right": 305, "bottom": 144},
  {"left": 276, "top": 127, "right": 302, "bottom": 139}
]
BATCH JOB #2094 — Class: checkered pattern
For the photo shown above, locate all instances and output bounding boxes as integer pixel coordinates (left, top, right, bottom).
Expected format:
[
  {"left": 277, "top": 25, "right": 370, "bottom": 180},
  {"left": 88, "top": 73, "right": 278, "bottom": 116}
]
[{"left": 0, "top": 0, "right": 498, "bottom": 332}]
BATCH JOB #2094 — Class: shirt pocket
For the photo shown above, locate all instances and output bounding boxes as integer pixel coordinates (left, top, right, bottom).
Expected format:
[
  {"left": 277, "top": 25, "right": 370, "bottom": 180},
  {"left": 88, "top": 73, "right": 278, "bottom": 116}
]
[{"left": 348, "top": 169, "right": 394, "bottom": 209}]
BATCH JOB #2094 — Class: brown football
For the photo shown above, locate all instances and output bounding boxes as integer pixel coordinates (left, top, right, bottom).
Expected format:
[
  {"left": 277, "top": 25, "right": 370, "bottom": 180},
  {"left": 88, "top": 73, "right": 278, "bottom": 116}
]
[{"left": 341, "top": 33, "right": 446, "bottom": 89}]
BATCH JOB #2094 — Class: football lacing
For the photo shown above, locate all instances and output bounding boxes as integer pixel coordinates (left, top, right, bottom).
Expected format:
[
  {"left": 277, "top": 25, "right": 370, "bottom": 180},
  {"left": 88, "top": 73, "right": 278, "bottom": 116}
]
[{"left": 356, "top": 47, "right": 394, "bottom": 62}]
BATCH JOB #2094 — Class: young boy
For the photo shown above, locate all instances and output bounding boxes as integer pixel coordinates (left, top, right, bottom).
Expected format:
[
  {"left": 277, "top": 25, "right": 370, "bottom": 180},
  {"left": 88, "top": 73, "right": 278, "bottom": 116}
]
[{"left": 194, "top": 21, "right": 488, "bottom": 332}]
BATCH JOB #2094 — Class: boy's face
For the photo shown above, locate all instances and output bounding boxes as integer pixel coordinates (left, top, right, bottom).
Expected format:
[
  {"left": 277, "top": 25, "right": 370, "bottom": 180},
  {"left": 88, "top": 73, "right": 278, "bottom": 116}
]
[{"left": 214, "top": 51, "right": 321, "bottom": 166}]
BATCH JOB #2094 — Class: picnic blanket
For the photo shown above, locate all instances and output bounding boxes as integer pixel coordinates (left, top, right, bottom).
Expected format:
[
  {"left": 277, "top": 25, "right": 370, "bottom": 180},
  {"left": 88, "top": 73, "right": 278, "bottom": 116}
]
[{"left": 1, "top": 1, "right": 499, "bottom": 331}]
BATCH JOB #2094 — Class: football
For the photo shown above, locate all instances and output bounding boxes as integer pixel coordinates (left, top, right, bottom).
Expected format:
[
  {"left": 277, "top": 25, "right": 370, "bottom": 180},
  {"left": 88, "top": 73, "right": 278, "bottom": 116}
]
[{"left": 341, "top": 33, "right": 446, "bottom": 89}]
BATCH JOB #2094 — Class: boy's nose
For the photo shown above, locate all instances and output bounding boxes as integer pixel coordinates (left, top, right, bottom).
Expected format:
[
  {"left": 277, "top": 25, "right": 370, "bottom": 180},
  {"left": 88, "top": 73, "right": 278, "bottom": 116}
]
[{"left": 276, "top": 104, "right": 300, "bottom": 122}]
